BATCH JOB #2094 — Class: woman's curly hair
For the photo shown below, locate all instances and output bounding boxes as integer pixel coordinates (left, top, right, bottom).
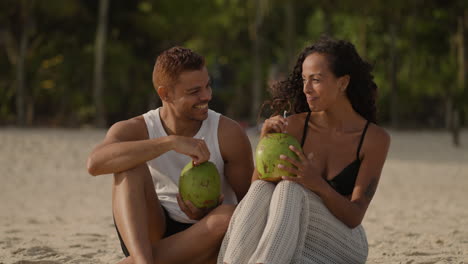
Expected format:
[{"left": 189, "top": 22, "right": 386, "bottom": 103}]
[{"left": 266, "top": 36, "right": 378, "bottom": 123}]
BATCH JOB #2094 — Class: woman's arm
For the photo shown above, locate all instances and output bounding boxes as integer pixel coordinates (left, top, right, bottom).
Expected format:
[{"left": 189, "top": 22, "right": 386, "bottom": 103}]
[{"left": 282, "top": 125, "right": 390, "bottom": 228}]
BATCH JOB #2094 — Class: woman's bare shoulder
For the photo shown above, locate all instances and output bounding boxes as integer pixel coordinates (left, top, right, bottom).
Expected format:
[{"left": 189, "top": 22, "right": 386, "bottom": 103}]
[
  {"left": 286, "top": 112, "right": 309, "bottom": 125},
  {"left": 285, "top": 112, "right": 309, "bottom": 140},
  {"left": 364, "top": 123, "right": 391, "bottom": 153}
]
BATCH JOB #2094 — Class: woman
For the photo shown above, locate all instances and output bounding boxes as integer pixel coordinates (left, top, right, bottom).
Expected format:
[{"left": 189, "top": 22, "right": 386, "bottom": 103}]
[{"left": 218, "top": 36, "right": 390, "bottom": 264}]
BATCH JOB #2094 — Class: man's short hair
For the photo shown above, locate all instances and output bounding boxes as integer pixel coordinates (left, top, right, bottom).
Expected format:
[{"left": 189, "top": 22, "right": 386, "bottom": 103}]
[{"left": 152, "top": 46, "right": 205, "bottom": 88}]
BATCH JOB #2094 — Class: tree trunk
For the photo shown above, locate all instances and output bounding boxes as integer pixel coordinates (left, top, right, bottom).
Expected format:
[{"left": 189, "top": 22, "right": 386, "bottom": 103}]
[
  {"left": 93, "top": 0, "right": 110, "bottom": 127},
  {"left": 250, "top": 0, "right": 263, "bottom": 124},
  {"left": 358, "top": 16, "right": 368, "bottom": 59},
  {"left": 322, "top": 8, "right": 333, "bottom": 36},
  {"left": 16, "top": 22, "right": 28, "bottom": 126},
  {"left": 15, "top": 0, "right": 36, "bottom": 127},
  {"left": 284, "top": 1, "right": 295, "bottom": 69},
  {"left": 453, "top": 14, "right": 465, "bottom": 147},
  {"left": 445, "top": 97, "right": 452, "bottom": 129},
  {"left": 389, "top": 23, "right": 399, "bottom": 129}
]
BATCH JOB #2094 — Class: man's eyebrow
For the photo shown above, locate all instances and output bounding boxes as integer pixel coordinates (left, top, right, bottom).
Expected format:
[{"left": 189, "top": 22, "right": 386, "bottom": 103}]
[
  {"left": 186, "top": 86, "right": 201, "bottom": 92},
  {"left": 186, "top": 78, "right": 211, "bottom": 91}
]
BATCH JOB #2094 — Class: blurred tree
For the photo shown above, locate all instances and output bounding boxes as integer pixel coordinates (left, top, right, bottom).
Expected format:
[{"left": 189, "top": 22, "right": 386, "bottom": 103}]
[
  {"left": 0, "top": 0, "right": 466, "bottom": 131},
  {"left": 0, "top": 0, "right": 37, "bottom": 126},
  {"left": 93, "top": 0, "right": 110, "bottom": 127}
]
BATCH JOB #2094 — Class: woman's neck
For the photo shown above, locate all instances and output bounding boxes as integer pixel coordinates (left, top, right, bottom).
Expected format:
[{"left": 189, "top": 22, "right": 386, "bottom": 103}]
[{"left": 312, "top": 98, "right": 364, "bottom": 132}]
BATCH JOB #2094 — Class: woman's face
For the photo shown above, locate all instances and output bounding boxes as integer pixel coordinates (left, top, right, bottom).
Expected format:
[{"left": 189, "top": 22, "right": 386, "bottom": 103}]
[{"left": 302, "top": 53, "right": 347, "bottom": 112}]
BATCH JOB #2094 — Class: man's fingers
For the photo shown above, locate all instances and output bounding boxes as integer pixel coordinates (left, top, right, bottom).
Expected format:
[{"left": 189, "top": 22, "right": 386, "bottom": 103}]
[
  {"left": 177, "top": 194, "right": 189, "bottom": 213},
  {"left": 185, "top": 200, "right": 198, "bottom": 213},
  {"left": 192, "top": 140, "right": 210, "bottom": 166}
]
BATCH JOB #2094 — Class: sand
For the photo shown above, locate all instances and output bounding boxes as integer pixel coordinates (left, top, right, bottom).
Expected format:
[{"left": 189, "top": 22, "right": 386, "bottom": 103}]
[{"left": 0, "top": 127, "right": 467, "bottom": 264}]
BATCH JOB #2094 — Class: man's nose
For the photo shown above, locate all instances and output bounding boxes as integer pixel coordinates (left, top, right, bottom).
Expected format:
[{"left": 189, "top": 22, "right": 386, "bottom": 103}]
[{"left": 200, "top": 87, "right": 212, "bottom": 101}]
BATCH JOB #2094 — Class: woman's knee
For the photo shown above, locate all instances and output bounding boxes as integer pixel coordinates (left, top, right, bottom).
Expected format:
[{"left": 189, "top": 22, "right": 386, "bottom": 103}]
[
  {"left": 276, "top": 180, "right": 302, "bottom": 192},
  {"left": 249, "top": 180, "right": 275, "bottom": 194}
]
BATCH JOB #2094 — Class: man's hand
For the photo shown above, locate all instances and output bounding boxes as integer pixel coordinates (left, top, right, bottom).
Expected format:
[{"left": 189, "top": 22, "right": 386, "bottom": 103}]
[
  {"left": 176, "top": 194, "right": 224, "bottom": 220},
  {"left": 171, "top": 136, "right": 210, "bottom": 165}
]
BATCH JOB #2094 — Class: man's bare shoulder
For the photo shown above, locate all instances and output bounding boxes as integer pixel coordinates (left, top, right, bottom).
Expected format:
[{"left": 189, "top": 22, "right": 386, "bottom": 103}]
[
  {"left": 217, "top": 115, "right": 252, "bottom": 159},
  {"left": 218, "top": 115, "right": 246, "bottom": 138},
  {"left": 106, "top": 115, "right": 149, "bottom": 142}
]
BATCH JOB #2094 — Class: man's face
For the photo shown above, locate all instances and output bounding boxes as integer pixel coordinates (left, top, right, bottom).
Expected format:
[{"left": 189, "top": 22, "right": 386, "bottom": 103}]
[{"left": 168, "top": 67, "right": 212, "bottom": 122}]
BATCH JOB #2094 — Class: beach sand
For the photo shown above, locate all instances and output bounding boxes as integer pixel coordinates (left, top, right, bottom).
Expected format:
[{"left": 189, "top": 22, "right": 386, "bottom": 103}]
[{"left": 1, "top": 127, "right": 467, "bottom": 263}]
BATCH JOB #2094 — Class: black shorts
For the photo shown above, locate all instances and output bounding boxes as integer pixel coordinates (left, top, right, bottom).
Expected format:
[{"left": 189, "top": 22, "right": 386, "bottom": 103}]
[{"left": 114, "top": 207, "right": 194, "bottom": 257}]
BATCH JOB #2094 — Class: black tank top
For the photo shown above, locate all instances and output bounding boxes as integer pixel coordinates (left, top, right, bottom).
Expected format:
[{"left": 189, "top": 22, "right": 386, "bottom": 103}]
[{"left": 300, "top": 112, "right": 370, "bottom": 196}]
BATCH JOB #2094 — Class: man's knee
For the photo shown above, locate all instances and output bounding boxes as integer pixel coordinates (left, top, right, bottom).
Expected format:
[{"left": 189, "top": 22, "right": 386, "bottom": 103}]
[
  {"left": 113, "top": 164, "right": 149, "bottom": 187},
  {"left": 206, "top": 204, "right": 235, "bottom": 238}
]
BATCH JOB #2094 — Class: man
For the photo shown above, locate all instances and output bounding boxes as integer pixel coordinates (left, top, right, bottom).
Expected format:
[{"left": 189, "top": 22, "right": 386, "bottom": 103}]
[{"left": 87, "top": 47, "right": 254, "bottom": 264}]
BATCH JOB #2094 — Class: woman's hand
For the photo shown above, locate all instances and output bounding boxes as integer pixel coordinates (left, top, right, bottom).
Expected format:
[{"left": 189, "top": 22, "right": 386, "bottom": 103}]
[
  {"left": 261, "top": 115, "right": 288, "bottom": 138},
  {"left": 279, "top": 145, "right": 327, "bottom": 192}
]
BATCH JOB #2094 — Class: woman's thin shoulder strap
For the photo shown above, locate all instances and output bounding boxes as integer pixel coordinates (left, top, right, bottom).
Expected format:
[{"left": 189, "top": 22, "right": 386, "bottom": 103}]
[
  {"left": 356, "top": 121, "right": 370, "bottom": 159},
  {"left": 301, "top": 111, "right": 312, "bottom": 147}
]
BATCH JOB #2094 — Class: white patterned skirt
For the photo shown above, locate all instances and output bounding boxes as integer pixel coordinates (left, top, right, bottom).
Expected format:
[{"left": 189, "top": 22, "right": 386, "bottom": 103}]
[{"left": 218, "top": 180, "right": 368, "bottom": 264}]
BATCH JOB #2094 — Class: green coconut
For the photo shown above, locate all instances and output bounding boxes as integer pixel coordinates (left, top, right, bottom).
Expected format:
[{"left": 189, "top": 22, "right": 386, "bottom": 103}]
[
  {"left": 255, "top": 133, "right": 302, "bottom": 182},
  {"left": 179, "top": 161, "right": 221, "bottom": 209}
]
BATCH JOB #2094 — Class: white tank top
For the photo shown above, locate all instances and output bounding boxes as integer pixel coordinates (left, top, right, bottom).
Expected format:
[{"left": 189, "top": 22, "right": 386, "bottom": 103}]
[{"left": 143, "top": 108, "right": 238, "bottom": 223}]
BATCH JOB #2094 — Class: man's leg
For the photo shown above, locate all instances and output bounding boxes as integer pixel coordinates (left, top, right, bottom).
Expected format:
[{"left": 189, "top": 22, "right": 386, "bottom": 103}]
[
  {"left": 113, "top": 163, "right": 235, "bottom": 264},
  {"left": 151, "top": 204, "right": 235, "bottom": 264},
  {"left": 113, "top": 163, "right": 166, "bottom": 264}
]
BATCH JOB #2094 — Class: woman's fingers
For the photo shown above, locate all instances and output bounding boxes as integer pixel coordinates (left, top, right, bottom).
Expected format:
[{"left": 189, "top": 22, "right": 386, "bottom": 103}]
[
  {"left": 279, "top": 154, "right": 301, "bottom": 168},
  {"left": 277, "top": 163, "right": 301, "bottom": 176},
  {"left": 289, "top": 145, "right": 307, "bottom": 161},
  {"left": 262, "top": 115, "right": 288, "bottom": 135}
]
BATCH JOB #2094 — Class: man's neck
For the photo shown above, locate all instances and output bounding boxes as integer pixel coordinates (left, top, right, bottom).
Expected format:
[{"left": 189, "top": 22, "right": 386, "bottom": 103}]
[{"left": 159, "top": 106, "right": 203, "bottom": 137}]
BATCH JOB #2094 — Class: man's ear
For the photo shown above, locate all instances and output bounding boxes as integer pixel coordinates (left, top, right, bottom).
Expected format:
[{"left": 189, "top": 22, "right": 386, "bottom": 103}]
[{"left": 157, "top": 86, "right": 171, "bottom": 102}]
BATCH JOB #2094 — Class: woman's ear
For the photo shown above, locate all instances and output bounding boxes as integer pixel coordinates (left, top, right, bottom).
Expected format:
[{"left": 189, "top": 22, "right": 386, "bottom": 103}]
[{"left": 339, "top": 75, "right": 350, "bottom": 92}]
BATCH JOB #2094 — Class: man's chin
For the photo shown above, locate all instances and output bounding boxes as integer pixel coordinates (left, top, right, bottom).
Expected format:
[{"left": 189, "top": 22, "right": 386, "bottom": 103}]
[
  {"left": 188, "top": 112, "right": 208, "bottom": 122},
  {"left": 192, "top": 107, "right": 209, "bottom": 120}
]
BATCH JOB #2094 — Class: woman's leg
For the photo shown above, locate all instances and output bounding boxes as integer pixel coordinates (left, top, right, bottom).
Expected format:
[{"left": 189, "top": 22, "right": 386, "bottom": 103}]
[
  {"left": 218, "top": 180, "right": 275, "bottom": 264},
  {"left": 249, "top": 181, "right": 308, "bottom": 264},
  {"left": 298, "top": 190, "right": 368, "bottom": 264}
]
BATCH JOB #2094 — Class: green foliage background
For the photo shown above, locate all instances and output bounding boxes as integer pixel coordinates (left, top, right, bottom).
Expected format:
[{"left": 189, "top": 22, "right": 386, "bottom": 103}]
[{"left": 0, "top": 0, "right": 467, "bottom": 128}]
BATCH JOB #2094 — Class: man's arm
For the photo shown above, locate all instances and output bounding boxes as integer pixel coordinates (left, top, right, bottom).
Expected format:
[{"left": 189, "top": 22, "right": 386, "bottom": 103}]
[
  {"left": 87, "top": 116, "right": 210, "bottom": 176},
  {"left": 87, "top": 116, "right": 168, "bottom": 176},
  {"left": 218, "top": 116, "right": 254, "bottom": 201}
]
